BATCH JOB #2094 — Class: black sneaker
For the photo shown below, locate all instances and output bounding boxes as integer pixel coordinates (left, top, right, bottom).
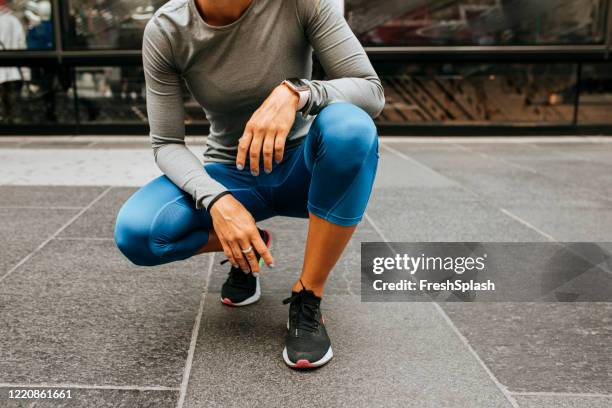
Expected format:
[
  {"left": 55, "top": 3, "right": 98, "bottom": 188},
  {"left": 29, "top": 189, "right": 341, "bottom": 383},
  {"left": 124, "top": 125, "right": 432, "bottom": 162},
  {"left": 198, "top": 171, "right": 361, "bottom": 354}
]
[
  {"left": 282, "top": 282, "right": 333, "bottom": 369},
  {"left": 220, "top": 229, "right": 271, "bottom": 307}
]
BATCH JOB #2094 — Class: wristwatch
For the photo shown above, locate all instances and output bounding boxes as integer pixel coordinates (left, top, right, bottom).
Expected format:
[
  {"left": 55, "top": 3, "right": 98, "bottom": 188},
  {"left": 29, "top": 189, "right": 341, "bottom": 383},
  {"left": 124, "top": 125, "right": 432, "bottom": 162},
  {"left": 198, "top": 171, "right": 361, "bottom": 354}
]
[{"left": 282, "top": 78, "right": 310, "bottom": 112}]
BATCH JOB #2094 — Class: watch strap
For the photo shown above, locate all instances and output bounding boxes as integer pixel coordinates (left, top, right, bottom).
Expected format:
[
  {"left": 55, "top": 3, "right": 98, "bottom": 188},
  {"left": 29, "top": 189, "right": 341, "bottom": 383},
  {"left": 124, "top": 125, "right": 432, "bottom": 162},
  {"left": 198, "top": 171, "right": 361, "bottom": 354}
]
[{"left": 282, "top": 79, "right": 310, "bottom": 112}]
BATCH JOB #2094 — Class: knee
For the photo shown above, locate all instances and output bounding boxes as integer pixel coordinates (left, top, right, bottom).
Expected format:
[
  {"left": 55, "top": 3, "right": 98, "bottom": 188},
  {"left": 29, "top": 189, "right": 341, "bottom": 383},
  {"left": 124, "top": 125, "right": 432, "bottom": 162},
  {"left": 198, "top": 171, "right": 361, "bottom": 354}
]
[
  {"left": 313, "top": 103, "right": 378, "bottom": 170},
  {"left": 114, "top": 205, "right": 157, "bottom": 267}
]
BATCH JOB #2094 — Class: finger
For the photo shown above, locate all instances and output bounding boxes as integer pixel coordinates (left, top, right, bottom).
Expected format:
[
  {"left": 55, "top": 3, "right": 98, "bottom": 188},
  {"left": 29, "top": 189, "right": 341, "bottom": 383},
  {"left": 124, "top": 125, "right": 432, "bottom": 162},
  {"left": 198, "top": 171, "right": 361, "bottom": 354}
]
[
  {"left": 251, "top": 229, "right": 274, "bottom": 267},
  {"left": 229, "top": 240, "right": 249, "bottom": 272},
  {"left": 245, "top": 246, "right": 260, "bottom": 273},
  {"left": 238, "top": 234, "right": 260, "bottom": 273},
  {"left": 274, "top": 130, "right": 287, "bottom": 164},
  {"left": 249, "top": 128, "right": 264, "bottom": 176},
  {"left": 236, "top": 129, "right": 253, "bottom": 171},
  {"left": 262, "top": 133, "right": 275, "bottom": 174},
  {"left": 219, "top": 238, "right": 237, "bottom": 267}
]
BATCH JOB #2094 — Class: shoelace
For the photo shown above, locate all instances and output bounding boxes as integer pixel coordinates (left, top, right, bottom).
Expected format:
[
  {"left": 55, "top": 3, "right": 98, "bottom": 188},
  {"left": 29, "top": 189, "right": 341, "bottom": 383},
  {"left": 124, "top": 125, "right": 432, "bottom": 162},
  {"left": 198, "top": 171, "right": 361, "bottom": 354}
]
[
  {"left": 218, "top": 229, "right": 267, "bottom": 274},
  {"left": 282, "top": 280, "right": 320, "bottom": 334},
  {"left": 220, "top": 260, "right": 252, "bottom": 287}
]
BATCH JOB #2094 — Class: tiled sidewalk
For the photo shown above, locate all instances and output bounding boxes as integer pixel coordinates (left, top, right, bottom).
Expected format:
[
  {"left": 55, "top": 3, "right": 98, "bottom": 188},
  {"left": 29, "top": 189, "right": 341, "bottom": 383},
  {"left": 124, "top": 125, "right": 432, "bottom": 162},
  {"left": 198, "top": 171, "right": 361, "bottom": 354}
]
[{"left": 0, "top": 137, "right": 611, "bottom": 407}]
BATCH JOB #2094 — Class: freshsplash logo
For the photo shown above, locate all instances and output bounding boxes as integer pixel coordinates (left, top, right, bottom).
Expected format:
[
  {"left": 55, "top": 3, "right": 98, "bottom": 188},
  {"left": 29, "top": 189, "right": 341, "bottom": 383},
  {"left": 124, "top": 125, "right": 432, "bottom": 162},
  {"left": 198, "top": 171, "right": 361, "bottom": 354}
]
[{"left": 371, "top": 253, "right": 487, "bottom": 275}]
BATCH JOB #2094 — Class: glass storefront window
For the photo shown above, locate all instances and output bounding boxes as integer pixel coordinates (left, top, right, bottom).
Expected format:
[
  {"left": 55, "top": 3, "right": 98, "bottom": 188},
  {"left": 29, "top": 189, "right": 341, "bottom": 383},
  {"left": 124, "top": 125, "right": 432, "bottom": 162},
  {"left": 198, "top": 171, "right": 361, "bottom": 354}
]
[
  {"left": 347, "top": 0, "right": 609, "bottom": 46},
  {"left": 375, "top": 63, "right": 577, "bottom": 124},
  {"left": 75, "top": 66, "right": 145, "bottom": 123},
  {"left": 64, "top": 0, "right": 167, "bottom": 50},
  {"left": 0, "top": 65, "right": 75, "bottom": 124},
  {"left": 75, "top": 66, "right": 206, "bottom": 124},
  {"left": 0, "top": 62, "right": 584, "bottom": 128},
  {"left": 0, "top": 0, "right": 54, "bottom": 50},
  {"left": 578, "top": 64, "right": 612, "bottom": 124},
  {"left": 0, "top": 1, "right": 610, "bottom": 130}
]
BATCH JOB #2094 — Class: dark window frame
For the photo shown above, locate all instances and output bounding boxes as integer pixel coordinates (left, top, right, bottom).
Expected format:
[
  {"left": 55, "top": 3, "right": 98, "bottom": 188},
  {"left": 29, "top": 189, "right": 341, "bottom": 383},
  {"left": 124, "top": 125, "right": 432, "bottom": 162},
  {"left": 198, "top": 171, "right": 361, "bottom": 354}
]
[{"left": 0, "top": 0, "right": 611, "bottom": 135}]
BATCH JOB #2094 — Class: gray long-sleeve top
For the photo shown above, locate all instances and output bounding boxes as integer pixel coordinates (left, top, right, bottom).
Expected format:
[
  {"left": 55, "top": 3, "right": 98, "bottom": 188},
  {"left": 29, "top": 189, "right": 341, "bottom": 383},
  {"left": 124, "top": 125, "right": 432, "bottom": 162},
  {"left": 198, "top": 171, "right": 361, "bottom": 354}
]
[{"left": 143, "top": 0, "right": 384, "bottom": 209}]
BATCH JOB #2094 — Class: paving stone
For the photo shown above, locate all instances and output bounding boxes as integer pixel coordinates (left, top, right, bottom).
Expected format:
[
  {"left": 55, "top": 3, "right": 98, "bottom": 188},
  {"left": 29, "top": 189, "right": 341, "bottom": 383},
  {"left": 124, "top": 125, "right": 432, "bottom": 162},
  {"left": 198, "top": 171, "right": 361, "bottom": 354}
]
[
  {"left": 89, "top": 141, "right": 152, "bottom": 149},
  {"left": 60, "top": 187, "right": 137, "bottom": 239},
  {"left": 503, "top": 206, "right": 612, "bottom": 241},
  {"left": 0, "top": 239, "right": 206, "bottom": 386},
  {"left": 533, "top": 142, "right": 612, "bottom": 163},
  {"left": 0, "top": 186, "right": 107, "bottom": 208},
  {"left": 382, "top": 142, "right": 460, "bottom": 153},
  {"left": 2, "top": 140, "right": 612, "bottom": 406},
  {"left": 390, "top": 143, "right": 610, "bottom": 209},
  {"left": 457, "top": 142, "right": 542, "bottom": 156},
  {"left": 0, "top": 150, "right": 162, "bottom": 186},
  {"left": 366, "top": 188, "right": 545, "bottom": 242},
  {"left": 0, "top": 141, "right": 23, "bottom": 148},
  {"left": 20, "top": 141, "right": 94, "bottom": 149},
  {"left": 442, "top": 303, "right": 612, "bottom": 394},
  {"left": 183, "top": 295, "right": 513, "bottom": 408},
  {"left": 457, "top": 144, "right": 612, "bottom": 203},
  {"left": 0, "top": 208, "right": 78, "bottom": 275},
  {"left": 514, "top": 395, "right": 612, "bottom": 408},
  {"left": 375, "top": 149, "right": 454, "bottom": 189}
]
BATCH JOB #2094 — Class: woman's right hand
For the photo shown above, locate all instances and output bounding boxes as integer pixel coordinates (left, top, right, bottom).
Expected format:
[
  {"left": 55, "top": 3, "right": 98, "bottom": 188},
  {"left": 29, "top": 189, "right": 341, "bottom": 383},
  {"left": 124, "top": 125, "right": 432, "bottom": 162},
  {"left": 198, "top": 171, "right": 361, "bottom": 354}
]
[{"left": 209, "top": 194, "right": 274, "bottom": 272}]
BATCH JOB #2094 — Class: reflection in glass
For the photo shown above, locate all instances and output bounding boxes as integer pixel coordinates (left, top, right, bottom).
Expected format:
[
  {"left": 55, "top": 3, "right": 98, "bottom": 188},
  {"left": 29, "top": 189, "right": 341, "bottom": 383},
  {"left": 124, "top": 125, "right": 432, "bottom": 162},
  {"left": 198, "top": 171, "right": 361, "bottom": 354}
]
[
  {"left": 578, "top": 64, "right": 612, "bottom": 124},
  {"left": 0, "top": 0, "right": 53, "bottom": 50},
  {"left": 1, "top": 0, "right": 60, "bottom": 124},
  {"left": 75, "top": 66, "right": 206, "bottom": 124},
  {"left": 65, "top": 0, "right": 167, "bottom": 50},
  {"left": 0, "top": 65, "right": 75, "bottom": 124},
  {"left": 376, "top": 63, "right": 576, "bottom": 124},
  {"left": 347, "top": 0, "right": 608, "bottom": 46}
]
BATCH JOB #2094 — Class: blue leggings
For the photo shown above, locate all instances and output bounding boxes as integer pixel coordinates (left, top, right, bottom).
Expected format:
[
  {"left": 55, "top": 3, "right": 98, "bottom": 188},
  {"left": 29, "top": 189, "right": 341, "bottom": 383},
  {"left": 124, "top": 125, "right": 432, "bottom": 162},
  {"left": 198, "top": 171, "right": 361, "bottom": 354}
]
[{"left": 114, "top": 103, "right": 378, "bottom": 266}]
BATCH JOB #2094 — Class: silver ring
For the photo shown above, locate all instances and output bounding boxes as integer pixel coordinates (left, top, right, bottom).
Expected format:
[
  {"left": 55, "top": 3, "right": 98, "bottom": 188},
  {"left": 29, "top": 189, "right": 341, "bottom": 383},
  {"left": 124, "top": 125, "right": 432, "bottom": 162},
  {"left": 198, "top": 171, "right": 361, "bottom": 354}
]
[{"left": 241, "top": 246, "right": 253, "bottom": 254}]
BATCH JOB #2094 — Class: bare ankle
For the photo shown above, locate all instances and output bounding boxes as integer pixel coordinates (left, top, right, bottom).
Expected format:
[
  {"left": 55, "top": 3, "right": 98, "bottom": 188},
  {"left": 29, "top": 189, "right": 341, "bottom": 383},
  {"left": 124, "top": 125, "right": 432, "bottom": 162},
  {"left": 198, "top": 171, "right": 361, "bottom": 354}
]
[{"left": 291, "top": 279, "right": 324, "bottom": 297}]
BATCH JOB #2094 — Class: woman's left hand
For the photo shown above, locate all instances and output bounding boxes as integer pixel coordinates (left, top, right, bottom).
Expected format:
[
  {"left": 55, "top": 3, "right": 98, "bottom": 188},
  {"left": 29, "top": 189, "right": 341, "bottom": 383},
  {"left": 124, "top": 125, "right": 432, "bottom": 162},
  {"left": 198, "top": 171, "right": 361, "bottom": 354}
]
[{"left": 236, "top": 84, "right": 299, "bottom": 175}]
